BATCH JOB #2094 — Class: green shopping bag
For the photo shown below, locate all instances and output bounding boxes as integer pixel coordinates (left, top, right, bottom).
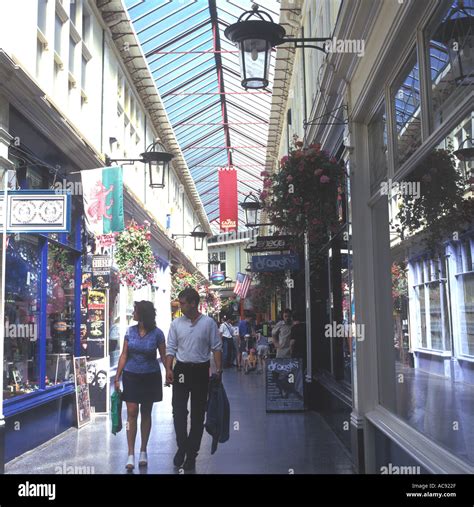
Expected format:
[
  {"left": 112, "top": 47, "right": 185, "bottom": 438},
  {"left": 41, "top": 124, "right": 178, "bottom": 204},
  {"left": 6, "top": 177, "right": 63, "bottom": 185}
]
[{"left": 110, "top": 390, "right": 123, "bottom": 435}]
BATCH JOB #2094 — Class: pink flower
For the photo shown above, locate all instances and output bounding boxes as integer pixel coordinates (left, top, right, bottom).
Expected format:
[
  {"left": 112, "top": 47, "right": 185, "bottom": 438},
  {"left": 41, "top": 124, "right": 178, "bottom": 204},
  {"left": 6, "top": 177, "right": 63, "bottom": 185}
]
[
  {"left": 260, "top": 171, "right": 269, "bottom": 177},
  {"left": 263, "top": 179, "right": 272, "bottom": 188},
  {"left": 314, "top": 169, "right": 323, "bottom": 176},
  {"left": 287, "top": 175, "right": 293, "bottom": 182},
  {"left": 320, "top": 175, "right": 331, "bottom": 184},
  {"left": 260, "top": 190, "right": 268, "bottom": 200},
  {"left": 280, "top": 156, "right": 289, "bottom": 166}
]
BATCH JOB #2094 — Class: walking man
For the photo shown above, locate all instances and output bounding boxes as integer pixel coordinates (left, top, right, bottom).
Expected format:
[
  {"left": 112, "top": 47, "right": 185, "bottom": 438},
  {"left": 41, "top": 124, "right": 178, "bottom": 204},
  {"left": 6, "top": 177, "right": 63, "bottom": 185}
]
[
  {"left": 219, "top": 315, "right": 235, "bottom": 368},
  {"left": 165, "top": 288, "right": 223, "bottom": 471}
]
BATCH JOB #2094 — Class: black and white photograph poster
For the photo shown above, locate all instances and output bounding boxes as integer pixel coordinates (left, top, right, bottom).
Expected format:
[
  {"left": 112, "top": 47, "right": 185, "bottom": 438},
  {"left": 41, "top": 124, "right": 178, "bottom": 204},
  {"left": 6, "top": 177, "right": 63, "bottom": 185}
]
[
  {"left": 87, "top": 357, "right": 110, "bottom": 415},
  {"left": 73, "top": 356, "right": 91, "bottom": 428},
  {"left": 266, "top": 358, "right": 304, "bottom": 412}
]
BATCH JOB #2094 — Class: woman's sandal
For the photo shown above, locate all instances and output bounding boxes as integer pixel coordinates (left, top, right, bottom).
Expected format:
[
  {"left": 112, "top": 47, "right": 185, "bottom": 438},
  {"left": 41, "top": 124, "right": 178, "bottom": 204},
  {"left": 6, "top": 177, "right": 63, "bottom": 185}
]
[
  {"left": 125, "top": 455, "right": 135, "bottom": 471},
  {"left": 139, "top": 451, "right": 148, "bottom": 467}
]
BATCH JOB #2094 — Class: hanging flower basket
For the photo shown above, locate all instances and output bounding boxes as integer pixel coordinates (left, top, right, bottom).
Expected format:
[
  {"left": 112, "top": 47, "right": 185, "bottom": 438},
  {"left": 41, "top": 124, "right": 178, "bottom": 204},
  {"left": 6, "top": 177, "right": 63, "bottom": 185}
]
[
  {"left": 114, "top": 220, "right": 156, "bottom": 289},
  {"left": 261, "top": 137, "right": 345, "bottom": 249}
]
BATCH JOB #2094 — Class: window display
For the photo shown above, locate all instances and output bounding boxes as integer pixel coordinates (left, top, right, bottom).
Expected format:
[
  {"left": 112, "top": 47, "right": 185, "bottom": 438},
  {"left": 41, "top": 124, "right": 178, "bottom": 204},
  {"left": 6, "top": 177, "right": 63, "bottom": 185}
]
[
  {"left": 46, "top": 242, "right": 77, "bottom": 386},
  {"left": 3, "top": 235, "right": 41, "bottom": 398}
]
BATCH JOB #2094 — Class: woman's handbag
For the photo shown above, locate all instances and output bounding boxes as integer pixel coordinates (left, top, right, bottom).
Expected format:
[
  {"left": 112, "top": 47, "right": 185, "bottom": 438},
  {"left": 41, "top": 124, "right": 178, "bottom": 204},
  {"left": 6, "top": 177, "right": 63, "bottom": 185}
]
[{"left": 110, "top": 390, "right": 123, "bottom": 435}]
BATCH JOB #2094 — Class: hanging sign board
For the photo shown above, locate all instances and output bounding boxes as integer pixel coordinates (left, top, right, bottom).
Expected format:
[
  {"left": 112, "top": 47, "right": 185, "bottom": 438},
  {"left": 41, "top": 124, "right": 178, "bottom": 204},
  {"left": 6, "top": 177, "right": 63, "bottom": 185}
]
[
  {"left": 245, "top": 235, "right": 294, "bottom": 253},
  {"left": 0, "top": 190, "right": 70, "bottom": 232},
  {"left": 252, "top": 254, "right": 300, "bottom": 272}
]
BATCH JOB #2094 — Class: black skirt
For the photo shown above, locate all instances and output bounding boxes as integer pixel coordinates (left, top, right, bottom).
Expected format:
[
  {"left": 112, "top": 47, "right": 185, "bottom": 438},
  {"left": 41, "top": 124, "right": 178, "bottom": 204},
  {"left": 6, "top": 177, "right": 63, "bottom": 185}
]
[{"left": 122, "top": 369, "right": 163, "bottom": 404}]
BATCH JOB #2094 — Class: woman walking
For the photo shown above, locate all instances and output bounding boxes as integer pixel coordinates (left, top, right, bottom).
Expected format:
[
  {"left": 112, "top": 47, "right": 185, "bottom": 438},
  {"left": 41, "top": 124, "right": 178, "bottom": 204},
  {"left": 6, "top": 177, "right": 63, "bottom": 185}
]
[{"left": 114, "top": 301, "right": 166, "bottom": 470}]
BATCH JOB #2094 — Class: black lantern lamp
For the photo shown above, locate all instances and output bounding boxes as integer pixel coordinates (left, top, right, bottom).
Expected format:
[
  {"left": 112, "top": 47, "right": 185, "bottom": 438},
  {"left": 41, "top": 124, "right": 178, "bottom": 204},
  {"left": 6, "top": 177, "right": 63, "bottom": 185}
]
[
  {"left": 225, "top": 4, "right": 330, "bottom": 90},
  {"left": 105, "top": 140, "right": 173, "bottom": 189},
  {"left": 141, "top": 141, "right": 173, "bottom": 189},
  {"left": 454, "top": 137, "right": 474, "bottom": 161},
  {"left": 240, "top": 193, "right": 273, "bottom": 227},
  {"left": 432, "top": 1, "right": 474, "bottom": 86},
  {"left": 173, "top": 224, "right": 208, "bottom": 251}
]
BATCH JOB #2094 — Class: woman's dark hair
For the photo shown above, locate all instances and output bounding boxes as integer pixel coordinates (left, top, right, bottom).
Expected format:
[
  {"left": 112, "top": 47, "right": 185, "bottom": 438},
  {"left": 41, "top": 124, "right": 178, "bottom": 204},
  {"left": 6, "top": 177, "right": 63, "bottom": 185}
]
[
  {"left": 134, "top": 300, "right": 157, "bottom": 332},
  {"left": 178, "top": 287, "right": 200, "bottom": 307}
]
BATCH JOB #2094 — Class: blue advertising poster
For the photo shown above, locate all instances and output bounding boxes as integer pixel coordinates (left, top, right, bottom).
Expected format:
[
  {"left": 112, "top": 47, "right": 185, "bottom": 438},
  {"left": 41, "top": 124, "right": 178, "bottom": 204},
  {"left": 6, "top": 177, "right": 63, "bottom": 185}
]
[
  {"left": 266, "top": 358, "right": 304, "bottom": 412},
  {"left": 252, "top": 254, "right": 300, "bottom": 272}
]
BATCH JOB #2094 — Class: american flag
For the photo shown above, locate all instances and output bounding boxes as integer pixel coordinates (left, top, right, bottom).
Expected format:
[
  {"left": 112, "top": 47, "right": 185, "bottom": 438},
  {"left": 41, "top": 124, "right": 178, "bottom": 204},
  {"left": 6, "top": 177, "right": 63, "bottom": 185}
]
[{"left": 233, "top": 272, "right": 252, "bottom": 298}]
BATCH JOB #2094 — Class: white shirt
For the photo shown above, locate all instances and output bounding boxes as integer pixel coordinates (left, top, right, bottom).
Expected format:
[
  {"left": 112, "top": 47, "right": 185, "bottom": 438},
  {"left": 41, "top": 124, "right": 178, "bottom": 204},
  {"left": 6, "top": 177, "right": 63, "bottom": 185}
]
[
  {"left": 167, "top": 314, "right": 222, "bottom": 363},
  {"left": 219, "top": 322, "right": 234, "bottom": 338}
]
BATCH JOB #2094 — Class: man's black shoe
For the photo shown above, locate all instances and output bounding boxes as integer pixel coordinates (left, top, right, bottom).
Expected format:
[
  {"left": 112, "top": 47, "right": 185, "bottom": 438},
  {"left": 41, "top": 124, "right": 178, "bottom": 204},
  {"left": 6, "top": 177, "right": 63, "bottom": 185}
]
[
  {"left": 183, "top": 455, "right": 196, "bottom": 471},
  {"left": 173, "top": 449, "right": 186, "bottom": 467}
]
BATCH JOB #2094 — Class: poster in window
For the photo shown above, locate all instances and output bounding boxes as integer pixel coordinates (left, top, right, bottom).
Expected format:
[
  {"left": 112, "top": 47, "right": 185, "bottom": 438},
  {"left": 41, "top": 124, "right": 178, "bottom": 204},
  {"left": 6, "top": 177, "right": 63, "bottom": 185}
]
[
  {"left": 73, "top": 356, "right": 91, "bottom": 428},
  {"left": 265, "top": 358, "right": 304, "bottom": 412},
  {"left": 92, "top": 255, "right": 111, "bottom": 289},
  {"left": 87, "top": 357, "right": 109, "bottom": 415}
]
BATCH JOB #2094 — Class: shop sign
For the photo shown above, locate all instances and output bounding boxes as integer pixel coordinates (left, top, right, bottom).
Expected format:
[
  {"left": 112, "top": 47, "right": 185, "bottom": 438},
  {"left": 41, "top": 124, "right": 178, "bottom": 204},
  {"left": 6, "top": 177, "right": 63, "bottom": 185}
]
[
  {"left": 252, "top": 254, "right": 300, "bottom": 272},
  {"left": 245, "top": 235, "right": 293, "bottom": 253},
  {"left": 0, "top": 190, "right": 70, "bottom": 232},
  {"left": 266, "top": 358, "right": 304, "bottom": 412}
]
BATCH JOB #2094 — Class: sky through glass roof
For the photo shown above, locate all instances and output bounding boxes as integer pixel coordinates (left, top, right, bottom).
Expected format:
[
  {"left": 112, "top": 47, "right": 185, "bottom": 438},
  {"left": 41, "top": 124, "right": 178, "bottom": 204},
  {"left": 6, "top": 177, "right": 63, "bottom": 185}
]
[{"left": 125, "top": 0, "right": 281, "bottom": 232}]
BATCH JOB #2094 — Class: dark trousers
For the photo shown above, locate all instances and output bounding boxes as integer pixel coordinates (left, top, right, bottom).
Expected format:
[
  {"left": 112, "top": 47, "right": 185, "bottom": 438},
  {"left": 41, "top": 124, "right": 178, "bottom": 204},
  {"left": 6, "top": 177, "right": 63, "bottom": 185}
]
[
  {"left": 172, "top": 361, "right": 210, "bottom": 457},
  {"left": 222, "top": 338, "right": 234, "bottom": 367}
]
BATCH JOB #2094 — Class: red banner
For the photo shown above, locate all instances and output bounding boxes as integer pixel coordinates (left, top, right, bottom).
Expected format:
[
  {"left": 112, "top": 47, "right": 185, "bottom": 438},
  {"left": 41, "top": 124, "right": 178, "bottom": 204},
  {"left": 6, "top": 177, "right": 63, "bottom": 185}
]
[{"left": 219, "top": 167, "right": 238, "bottom": 232}]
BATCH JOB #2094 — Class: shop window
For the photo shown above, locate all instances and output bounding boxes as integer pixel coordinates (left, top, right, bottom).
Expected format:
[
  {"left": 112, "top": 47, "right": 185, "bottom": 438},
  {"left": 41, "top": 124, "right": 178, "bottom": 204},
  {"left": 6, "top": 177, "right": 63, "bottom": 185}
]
[
  {"left": 46, "top": 243, "right": 77, "bottom": 386},
  {"left": 391, "top": 51, "right": 422, "bottom": 167},
  {"left": 55, "top": 14, "right": 62, "bottom": 55},
  {"left": 411, "top": 257, "right": 451, "bottom": 352},
  {"left": 377, "top": 118, "right": 474, "bottom": 464},
  {"left": 425, "top": 1, "right": 474, "bottom": 131},
  {"left": 454, "top": 240, "right": 474, "bottom": 356},
  {"left": 37, "top": 0, "right": 48, "bottom": 34},
  {"left": 3, "top": 235, "right": 41, "bottom": 398}
]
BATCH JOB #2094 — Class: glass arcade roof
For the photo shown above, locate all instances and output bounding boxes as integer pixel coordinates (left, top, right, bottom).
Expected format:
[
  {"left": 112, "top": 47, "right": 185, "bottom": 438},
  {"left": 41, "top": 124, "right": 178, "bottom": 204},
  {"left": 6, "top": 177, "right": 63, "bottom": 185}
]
[{"left": 124, "top": 0, "right": 281, "bottom": 231}]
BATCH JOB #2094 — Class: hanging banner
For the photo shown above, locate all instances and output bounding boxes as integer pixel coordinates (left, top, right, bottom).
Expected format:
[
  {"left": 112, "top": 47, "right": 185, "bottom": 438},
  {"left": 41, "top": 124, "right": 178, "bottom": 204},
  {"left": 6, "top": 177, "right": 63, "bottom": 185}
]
[
  {"left": 218, "top": 167, "right": 238, "bottom": 232},
  {"left": 81, "top": 166, "right": 124, "bottom": 237}
]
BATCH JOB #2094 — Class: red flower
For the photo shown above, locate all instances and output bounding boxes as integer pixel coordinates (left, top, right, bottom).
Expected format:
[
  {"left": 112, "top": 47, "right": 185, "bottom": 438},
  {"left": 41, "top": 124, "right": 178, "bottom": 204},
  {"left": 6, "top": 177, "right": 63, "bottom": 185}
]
[{"left": 320, "top": 175, "right": 331, "bottom": 184}]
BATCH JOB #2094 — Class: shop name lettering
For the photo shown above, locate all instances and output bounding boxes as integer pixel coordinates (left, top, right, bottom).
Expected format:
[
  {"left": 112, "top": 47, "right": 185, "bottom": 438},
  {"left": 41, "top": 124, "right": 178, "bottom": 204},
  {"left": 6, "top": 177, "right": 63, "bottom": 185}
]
[
  {"left": 5, "top": 323, "right": 38, "bottom": 341},
  {"left": 267, "top": 360, "right": 300, "bottom": 372},
  {"left": 18, "top": 482, "right": 56, "bottom": 501},
  {"left": 254, "top": 256, "right": 297, "bottom": 270}
]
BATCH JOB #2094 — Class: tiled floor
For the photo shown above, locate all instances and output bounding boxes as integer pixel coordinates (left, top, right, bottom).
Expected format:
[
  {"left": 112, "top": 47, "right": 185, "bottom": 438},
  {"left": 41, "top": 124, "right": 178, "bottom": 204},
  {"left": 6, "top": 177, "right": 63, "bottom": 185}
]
[{"left": 6, "top": 366, "right": 354, "bottom": 475}]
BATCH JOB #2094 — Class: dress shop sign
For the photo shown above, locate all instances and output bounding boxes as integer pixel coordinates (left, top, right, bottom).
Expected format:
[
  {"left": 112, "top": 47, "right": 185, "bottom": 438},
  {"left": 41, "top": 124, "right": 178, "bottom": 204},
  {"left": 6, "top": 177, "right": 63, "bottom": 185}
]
[
  {"left": 252, "top": 254, "right": 300, "bottom": 272},
  {"left": 0, "top": 190, "right": 70, "bottom": 232}
]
